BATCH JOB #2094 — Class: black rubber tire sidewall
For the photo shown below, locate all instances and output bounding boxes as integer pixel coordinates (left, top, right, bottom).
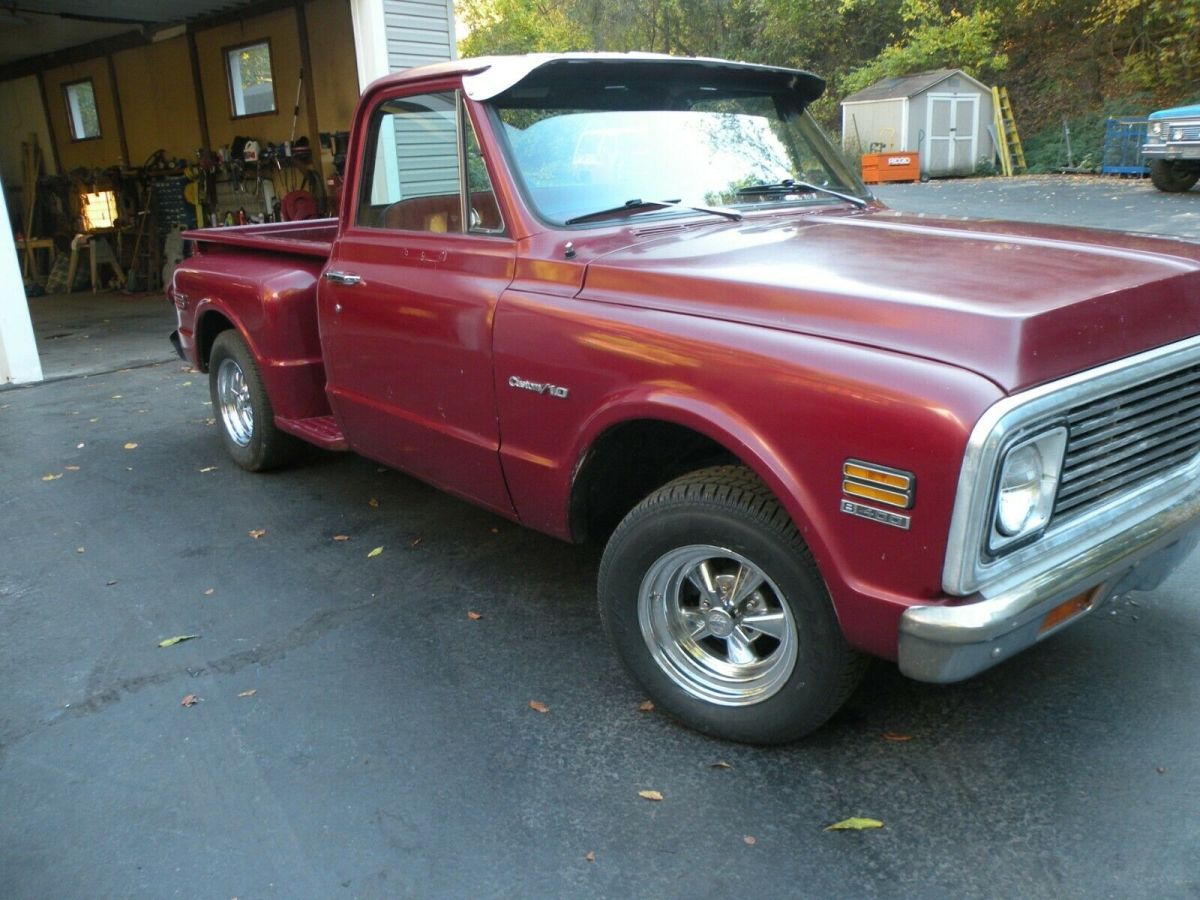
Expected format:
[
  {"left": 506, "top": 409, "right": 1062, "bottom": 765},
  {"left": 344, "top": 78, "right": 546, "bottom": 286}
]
[
  {"left": 599, "top": 468, "right": 863, "bottom": 745},
  {"left": 1150, "top": 159, "right": 1200, "bottom": 193},
  {"left": 208, "top": 330, "right": 296, "bottom": 472}
]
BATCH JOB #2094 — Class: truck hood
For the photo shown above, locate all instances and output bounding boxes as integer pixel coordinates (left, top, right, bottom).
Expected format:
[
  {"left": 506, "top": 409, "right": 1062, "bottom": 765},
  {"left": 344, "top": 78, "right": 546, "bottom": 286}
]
[
  {"left": 1149, "top": 103, "right": 1200, "bottom": 120},
  {"left": 579, "top": 209, "right": 1200, "bottom": 393}
]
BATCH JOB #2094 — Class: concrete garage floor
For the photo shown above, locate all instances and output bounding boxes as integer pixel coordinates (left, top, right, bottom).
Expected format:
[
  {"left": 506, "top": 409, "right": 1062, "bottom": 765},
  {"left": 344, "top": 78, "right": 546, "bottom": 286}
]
[
  {"left": 24, "top": 290, "right": 177, "bottom": 381},
  {"left": 3, "top": 178, "right": 1200, "bottom": 898}
]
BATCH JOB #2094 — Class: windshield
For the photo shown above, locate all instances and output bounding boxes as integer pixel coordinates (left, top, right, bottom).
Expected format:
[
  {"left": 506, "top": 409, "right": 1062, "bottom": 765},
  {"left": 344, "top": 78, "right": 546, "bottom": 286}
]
[{"left": 489, "top": 91, "right": 869, "bottom": 226}]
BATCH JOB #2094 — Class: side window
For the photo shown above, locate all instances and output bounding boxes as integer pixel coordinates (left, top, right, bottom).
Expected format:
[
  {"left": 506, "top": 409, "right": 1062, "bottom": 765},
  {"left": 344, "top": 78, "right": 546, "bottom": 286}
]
[
  {"left": 463, "top": 107, "right": 504, "bottom": 234},
  {"left": 357, "top": 91, "right": 463, "bottom": 232}
]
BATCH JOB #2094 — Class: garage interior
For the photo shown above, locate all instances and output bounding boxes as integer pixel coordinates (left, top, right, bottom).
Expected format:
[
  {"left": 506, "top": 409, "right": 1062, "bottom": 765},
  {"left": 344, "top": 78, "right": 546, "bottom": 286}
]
[{"left": 0, "top": 0, "right": 454, "bottom": 381}]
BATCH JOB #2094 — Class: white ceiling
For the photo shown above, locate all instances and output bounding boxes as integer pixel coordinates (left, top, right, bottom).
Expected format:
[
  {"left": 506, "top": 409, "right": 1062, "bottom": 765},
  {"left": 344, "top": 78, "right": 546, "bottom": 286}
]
[{"left": 0, "top": 2, "right": 259, "bottom": 66}]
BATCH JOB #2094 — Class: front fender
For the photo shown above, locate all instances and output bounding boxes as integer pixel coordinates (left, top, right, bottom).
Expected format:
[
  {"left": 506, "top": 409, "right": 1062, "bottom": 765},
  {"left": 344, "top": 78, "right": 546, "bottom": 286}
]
[{"left": 494, "top": 289, "right": 1002, "bottom": 658}]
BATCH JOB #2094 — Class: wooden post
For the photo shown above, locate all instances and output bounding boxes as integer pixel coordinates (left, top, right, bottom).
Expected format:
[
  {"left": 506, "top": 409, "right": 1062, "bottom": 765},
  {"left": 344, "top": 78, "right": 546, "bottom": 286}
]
[
  {"left": 105, "top": 54, "right": 131, "bottom": 167},
  {"left": 294, "top": 0, "right": 324, "bottom": 181},
  {"left": 187, "top": 30, "right": 211, "bottom": 154},
  {"left": 34, "top": 71, "right": 61, "bottom": 175}
]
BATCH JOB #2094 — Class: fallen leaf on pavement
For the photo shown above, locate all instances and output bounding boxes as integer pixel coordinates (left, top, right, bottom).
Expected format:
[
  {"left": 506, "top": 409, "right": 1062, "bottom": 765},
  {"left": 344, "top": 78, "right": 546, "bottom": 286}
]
[
  {"left": 158, "top": 634, "right": 200, "bottom": 648},
  {"left": 111, "top": 395, "right": 122, "bottom": 399},
  {"left": 1157, "top": 767, "right": 1167, "bottom": 775},
  {"left": 368, "top": 497, "right": 379, "bottom": 508},
  {"left": 467, "top": 610, "right": 483, "bottom": 620},
  {"left": 65, "top": 465, "right": 80, "bottom": 471},
  {"left": 180, "top": 694, "right": 198, "bottom": 707},
  {"left": 883, "top": 732, "right": 913, "bottom": 742},
  {"left": 710, "top": 761, "right": 732, "bottom": 770},
  {"left": 76, "top": 547, "right": 85, "bottom": 554},
  {"left": 199, "top": 466, "right": 217, "bottom": 473},
  {"left": 75, "top": 442, "right": 84, "bottom": 449},
  {"left": 333, "top": 535, "right": 350, "bottom": 542},
  {"left": 204, "top": 588, "right": 214, "bottom": 596},
  {"left": 410, "top": 537, "right": 422, "bottom": 547},
  {"left": 248, "top": 529, "right": 266, "bottom": 539},
  {"left": 123, "top": 442, "right": 138, "bottom": 450},
  {"left": 529, "top": 700, "right": 549, "bottom": 713},
  {"left": 824, "top": 817, "right": 884, "bottom": 832},
  {"left": 743, "top": 835, "right": 757, "bottom": 845},
  {"left": 42, "top": 473, "right": 62, "bottom": 481},
  {"left": 106, "top": 580, "right": 117, "bottom": 586},
  {"left": 584, "top": 851, "right": 595, "bottom": 862},
  {"left": 638, "top": 700, "right": 654, "bottom": 712},
  {"left": 238, "top": 689, "right": 257, "bottom": 698},
  {"left": 367, "top": 546, "right": 383, "bottom": 558},
  {"left": 638, "top": 790, "right": 664, "bottom": 802}
]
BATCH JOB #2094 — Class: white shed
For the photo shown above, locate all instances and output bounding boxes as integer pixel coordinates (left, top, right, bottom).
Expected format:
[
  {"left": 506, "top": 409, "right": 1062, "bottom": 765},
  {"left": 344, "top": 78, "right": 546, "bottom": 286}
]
[{"left": 840, "top": 69, "right": 997, "bottom": 178}]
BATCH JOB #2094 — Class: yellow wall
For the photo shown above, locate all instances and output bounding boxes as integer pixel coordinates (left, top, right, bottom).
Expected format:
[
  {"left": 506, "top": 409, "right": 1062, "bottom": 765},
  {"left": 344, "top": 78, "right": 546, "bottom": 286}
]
[
  {"left": 112, "top": 36, "right": 203, "bottom": 166},
  {"left": 0, "top": 76, "right": 57, "bottom": 185},
  {"left": 0, "top": 0, "right": 358, "bottom": 182},
  {"left": 196, "top": 8, "right": 307, "bottom": 151},
  {"left": 43, "top": 56, "right": 124, "bottom": 170},
  {"left": 309, "top": 0, "right": 360, "bottom": 132}
]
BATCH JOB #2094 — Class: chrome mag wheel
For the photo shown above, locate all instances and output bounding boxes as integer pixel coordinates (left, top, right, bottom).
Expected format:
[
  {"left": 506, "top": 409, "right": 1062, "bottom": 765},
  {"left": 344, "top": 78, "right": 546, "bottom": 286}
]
[
  {"left": 638, "top": 544, "right": 798, "bottom": 706},
  {"left": 216, "top": 356, "right": 254, "bottom": 447}
]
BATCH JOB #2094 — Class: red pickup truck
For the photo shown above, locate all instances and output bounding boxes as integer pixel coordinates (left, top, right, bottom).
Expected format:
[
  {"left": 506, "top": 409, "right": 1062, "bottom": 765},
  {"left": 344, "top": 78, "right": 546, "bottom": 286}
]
[{"left": 170, "top": 53, "right": 1200, "bottom": 744}]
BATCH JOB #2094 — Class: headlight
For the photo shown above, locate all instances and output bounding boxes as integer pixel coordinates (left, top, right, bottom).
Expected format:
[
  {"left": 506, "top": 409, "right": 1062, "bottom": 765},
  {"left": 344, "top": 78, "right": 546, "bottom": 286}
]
[
  {"left": 1173, "top": 128, "right": 1185, "bottom": 141},
  {"left": 1151, "top": 122, "right": 1163, "bottom": 137},
  {"left": 989, "top": 427, "right": 1068, "bottom": 553}
]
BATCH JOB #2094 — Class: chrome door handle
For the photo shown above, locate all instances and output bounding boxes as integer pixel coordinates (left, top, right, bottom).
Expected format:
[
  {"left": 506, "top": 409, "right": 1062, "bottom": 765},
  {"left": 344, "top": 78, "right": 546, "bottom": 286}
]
[{"left": 324, "top": 270, "right": 362, "bottom": 286}]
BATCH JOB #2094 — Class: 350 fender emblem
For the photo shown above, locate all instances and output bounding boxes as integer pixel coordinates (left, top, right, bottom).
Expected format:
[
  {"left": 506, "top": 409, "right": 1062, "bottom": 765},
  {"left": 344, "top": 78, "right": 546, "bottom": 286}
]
[{"left": 508, "top": 375, "right": 569, "bottom": 399}]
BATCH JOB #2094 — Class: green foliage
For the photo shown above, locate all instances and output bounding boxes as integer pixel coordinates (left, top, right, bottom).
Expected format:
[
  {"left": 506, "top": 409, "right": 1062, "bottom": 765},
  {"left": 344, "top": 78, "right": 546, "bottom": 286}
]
[
  {"left": 841, "top": 1, "right": 1009, "bottom": 96},
  {"left": 456, "top": 0, "right": 1200, "bottom": 139}
]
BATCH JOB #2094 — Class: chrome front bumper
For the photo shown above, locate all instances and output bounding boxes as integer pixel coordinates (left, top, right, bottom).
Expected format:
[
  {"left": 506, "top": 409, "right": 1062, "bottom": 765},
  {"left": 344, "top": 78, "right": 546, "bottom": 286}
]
[{"left": 898, "top": 490, "right": 1200, "bottom": 683}]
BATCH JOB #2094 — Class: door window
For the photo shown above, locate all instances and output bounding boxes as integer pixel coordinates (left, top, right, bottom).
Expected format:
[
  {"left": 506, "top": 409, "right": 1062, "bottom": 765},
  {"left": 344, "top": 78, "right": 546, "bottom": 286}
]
[{"left": 357, "top": 92, "right": 463, "bottom": 232}]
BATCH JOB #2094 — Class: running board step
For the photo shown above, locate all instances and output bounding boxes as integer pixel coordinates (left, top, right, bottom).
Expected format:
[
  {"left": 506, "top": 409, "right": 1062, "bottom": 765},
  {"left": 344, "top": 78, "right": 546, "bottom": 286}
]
[{"left": 275, "top": 415, "right": 349, "bottom": 451}]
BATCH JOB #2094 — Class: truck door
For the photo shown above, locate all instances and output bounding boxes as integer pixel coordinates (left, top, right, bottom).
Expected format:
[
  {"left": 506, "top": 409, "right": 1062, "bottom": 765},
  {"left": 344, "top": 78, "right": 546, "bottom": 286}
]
[{"left": 320, "top": 88, "right": 517, "bottom": 516}]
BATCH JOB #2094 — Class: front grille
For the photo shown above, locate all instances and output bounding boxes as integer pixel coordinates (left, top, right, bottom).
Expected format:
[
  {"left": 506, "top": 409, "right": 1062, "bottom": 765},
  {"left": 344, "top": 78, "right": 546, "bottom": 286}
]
[
  {"left": 1054, "top": 363, "right": 1200, "bottom": 519},
  {"left": 1171, "top": 124, "right": 1200, "bottom": 141}
]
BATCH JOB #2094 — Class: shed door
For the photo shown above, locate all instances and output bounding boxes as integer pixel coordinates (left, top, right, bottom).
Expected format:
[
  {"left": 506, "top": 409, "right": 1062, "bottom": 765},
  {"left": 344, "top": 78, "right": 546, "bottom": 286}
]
[{"left": 925, "top": 94, "right": 978, "bottom": 176}]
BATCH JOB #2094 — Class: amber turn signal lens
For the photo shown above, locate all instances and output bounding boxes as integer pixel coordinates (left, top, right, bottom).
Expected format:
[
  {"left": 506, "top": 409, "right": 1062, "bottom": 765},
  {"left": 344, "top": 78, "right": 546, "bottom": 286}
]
[{"left": 1039, "top": 587, "right": 1101, "bottom": 634}]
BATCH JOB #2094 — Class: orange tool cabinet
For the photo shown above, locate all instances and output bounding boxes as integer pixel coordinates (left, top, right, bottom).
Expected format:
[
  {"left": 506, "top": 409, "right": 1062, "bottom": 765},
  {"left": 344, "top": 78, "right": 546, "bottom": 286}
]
[{"left": 861, "top": 152, "right": 921, "bottom": 183}]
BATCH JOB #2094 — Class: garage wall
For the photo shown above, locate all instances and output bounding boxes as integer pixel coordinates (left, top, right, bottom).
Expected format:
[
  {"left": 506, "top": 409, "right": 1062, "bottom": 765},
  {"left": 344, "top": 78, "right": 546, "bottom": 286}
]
[
  {"left": 310, "top": 0, "right": 361, "bottom": 131},
  {"left": 0, "top": 76, "right": 57, "bottom": 184},
  {"left": 43, "top": 56, "right": 124, "bottom": 170},
  {"left": 112, "top": 37, "right": 203, "bottom": 167},
  {"left": 0, "top": 0, "right": 360, "bottom": 186}
]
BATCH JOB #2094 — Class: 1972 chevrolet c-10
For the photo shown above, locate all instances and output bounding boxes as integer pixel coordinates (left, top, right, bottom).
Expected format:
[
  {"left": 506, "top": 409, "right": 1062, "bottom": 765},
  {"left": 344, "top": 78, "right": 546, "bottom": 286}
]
[{"left": 170, "top": 53, "right": 1200, "bottom": 744}]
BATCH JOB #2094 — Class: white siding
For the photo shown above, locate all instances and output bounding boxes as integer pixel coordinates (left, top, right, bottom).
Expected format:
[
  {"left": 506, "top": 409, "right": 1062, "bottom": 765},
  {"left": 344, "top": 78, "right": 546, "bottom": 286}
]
[{"left": 385, "top": 0, "right": 456, "bottom": 71}]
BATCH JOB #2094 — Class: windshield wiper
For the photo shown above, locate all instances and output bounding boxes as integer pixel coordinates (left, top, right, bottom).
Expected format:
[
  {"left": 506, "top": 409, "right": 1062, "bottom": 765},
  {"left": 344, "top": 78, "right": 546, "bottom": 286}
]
[
  {"left": 564, "top": 198, "right": 743, "bottom": 226},
  {"left": 735, "top": 179, "right": 869, "bottom": 210}
]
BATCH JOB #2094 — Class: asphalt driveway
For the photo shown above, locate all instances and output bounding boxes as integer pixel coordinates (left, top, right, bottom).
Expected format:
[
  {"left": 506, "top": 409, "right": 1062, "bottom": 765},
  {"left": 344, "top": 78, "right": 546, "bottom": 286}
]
[{"left": 3, "top": 176, "right": 1200, "bottom": 899}]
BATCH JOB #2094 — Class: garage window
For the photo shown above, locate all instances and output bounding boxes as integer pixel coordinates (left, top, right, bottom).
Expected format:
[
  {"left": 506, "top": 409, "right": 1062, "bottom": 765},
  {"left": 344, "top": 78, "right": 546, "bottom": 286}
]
[
  {"left": 225, "top": 40, "right": 276, "bottom": 118},
  {"left": 63, "top": 79, "right": 100, "bottom": 141}
]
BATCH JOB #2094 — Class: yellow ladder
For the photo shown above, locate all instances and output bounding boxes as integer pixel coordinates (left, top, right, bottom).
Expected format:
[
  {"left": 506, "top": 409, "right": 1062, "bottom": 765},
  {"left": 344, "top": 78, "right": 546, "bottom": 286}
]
[{"left": 992, "top": 86, "right": 1026, "bottom": 176}]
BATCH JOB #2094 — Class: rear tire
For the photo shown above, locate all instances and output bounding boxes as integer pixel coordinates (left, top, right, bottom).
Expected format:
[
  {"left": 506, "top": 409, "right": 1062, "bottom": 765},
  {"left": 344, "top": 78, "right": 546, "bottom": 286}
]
[
  {"left": 208, "top": 330, "right": 299, "bottom": 472},
  {"left": 1150, "top": 160, "right": 1200, "bottom": 193},
  {"left": 598, "top": 465, "right": 866, "bottom": 745}
]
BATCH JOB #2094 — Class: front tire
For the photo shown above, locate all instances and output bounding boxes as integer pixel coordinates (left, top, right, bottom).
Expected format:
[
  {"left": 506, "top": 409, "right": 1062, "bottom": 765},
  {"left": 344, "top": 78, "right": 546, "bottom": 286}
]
[
  {"left": 208, "top": 330, "right": 299, "bottom": 471},
  {"left": 598, "top": 466, "right": 865, "bottom": 745},
  {"left": 1150, "top": 159, "right": 1200, "bottom": 193}
]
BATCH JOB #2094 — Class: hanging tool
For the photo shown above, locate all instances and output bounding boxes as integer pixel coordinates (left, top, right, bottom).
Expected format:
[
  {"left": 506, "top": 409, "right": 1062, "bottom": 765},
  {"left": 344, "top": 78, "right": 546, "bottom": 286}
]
[{"left": 289, "top": 67, "right": 304, "bottom": 146}]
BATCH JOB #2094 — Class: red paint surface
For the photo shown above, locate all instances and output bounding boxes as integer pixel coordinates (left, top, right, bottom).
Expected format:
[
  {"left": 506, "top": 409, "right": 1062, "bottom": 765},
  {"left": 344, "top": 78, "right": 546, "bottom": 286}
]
[{"left": 171, "top": 61, "right": 1200, "bottom": 662}]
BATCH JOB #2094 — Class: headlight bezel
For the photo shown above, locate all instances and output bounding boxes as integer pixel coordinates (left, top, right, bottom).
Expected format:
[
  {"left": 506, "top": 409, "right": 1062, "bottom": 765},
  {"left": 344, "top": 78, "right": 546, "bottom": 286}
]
[{"left": 987, "top": 427, "right": 1068, "bottom": 555}]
